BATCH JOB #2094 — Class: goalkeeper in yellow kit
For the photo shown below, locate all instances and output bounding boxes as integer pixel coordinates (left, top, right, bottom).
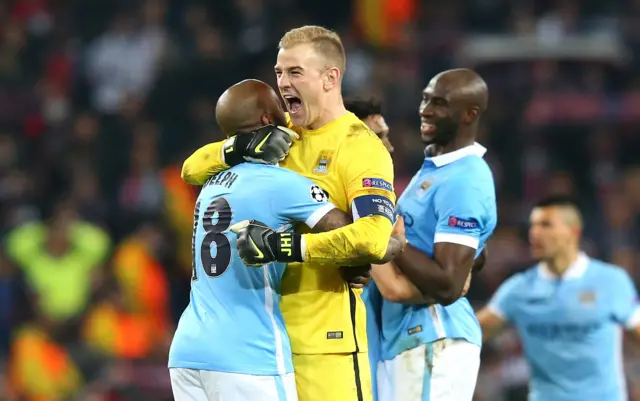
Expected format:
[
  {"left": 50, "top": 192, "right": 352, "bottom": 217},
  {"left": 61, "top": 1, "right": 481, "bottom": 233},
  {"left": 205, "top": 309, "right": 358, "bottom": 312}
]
[{"left": 181, "top": 26, "right": 395, "bottom": 401}]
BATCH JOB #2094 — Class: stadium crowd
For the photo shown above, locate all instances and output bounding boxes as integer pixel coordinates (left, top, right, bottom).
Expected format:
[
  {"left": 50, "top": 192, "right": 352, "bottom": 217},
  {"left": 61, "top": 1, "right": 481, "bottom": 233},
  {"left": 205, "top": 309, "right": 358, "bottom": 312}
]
[{"left": 0, "top": 0, "right": 639, "bottom": 400}]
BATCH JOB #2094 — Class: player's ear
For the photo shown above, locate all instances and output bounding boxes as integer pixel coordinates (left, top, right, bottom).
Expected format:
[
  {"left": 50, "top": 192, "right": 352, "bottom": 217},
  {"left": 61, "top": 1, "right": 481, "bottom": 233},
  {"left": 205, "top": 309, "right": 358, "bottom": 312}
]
[
  {"left": 261, "top": 114, "right": 272, "bottom": 126},
  {"left": 324, "top": 67, "right": 340, "bottom": 91},
  {"left": 464, "top": 108, "right": 479, "bottom": 124}
]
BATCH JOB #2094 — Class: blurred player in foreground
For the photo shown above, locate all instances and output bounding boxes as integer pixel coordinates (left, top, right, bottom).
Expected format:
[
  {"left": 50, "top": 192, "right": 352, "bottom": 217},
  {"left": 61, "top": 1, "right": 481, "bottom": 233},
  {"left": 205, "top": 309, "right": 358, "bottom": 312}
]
[
  {"left": 371, "top": 69, "right": 497, "bottom": 401},
  {"left": 477, "top": 196, "right": 640, "bottom": 401},
  {"left": 169, "top": 79, "right": 402, "bottom": 401},
  {"left": 180, "top": 26, "right": 397, "bottom": 401}
]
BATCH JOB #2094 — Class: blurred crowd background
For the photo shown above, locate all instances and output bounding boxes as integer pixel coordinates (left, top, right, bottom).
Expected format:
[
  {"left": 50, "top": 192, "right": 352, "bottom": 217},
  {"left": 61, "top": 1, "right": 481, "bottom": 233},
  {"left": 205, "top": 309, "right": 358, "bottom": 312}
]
[{"left": 1, "top": 0, "right": 639, "bottom": 400}]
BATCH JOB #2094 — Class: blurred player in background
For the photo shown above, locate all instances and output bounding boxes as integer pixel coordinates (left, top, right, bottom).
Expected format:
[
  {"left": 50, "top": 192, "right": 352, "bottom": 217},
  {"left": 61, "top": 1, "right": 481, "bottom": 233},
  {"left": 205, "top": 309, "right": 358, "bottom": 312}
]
[
  {"left": 477, "top": 196, "right": 640, "bottom": 401},
  {"left": 180, "top": 26, "right": 397, "bottom": 401},
  {"left": 345, "top": 98, "right": 393, "bottom": 153},
  {"left": 344, "top": 97, "right": 393, "bottom": 401},
  {"left": 371, "top": 69, "right": 497, "bottom": 401}
]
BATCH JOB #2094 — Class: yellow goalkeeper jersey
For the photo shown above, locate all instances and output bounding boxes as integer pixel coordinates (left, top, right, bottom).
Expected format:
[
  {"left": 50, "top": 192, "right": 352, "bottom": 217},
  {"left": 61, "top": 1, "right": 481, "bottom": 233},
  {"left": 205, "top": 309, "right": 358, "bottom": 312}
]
[{"left": 279, "top": 112, "right": 394, "bottom": 355}]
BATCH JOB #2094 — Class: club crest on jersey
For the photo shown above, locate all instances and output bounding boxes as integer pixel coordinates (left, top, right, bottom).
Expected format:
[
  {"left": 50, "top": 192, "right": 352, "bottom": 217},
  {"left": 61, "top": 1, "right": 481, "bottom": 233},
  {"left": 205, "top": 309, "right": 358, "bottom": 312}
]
[
  {"left": 416, "top": 179, "right": 432, "bottom": 197},
  {"left": 310, "top": 185, "right": 329, "bottom": 202},
  {"left": 313, "top": 151, "right": 333, "bottom": 174},
  {"left": 579, "top": 290, "right": 596, "bottom": 305}
]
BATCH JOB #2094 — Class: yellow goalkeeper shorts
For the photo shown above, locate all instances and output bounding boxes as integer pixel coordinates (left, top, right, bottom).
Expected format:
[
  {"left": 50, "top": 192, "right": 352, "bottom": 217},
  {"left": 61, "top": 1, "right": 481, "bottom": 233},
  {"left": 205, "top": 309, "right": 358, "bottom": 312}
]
[{"left": 293, "top": 352, "right": 372, "bottom": 401}]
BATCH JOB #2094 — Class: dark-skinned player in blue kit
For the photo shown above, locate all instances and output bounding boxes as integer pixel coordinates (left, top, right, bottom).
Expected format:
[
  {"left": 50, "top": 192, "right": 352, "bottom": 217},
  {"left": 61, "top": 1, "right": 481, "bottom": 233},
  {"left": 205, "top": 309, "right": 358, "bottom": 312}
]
[{"left": 370, "top": 69, "right": 497, "bottom": 401}]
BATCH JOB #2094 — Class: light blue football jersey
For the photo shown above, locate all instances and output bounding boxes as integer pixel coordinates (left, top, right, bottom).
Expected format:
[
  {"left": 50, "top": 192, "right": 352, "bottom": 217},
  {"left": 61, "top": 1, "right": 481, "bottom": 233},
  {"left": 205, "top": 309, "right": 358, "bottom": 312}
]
[
  {"left": 488, "top": 254, "right": 640, "bottom": 401},
  {"left": 381, "top": 143, "right": 497, "bottom": 361},
  {"left": 168, "top": 163, "right": 335, "bottom": 375}
]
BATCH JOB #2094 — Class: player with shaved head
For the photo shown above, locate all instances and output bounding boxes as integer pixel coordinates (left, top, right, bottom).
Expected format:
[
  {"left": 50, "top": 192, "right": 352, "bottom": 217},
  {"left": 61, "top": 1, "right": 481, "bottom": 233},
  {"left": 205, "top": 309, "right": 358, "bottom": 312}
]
[
  {"left": 180, "top": 26, "right": 398, "bottom": 401},
  {"left": 168, "top": 79, "right": 403, "bottom": 401},
  {"left": 477, "top": 196, "right": 640, "bottom": 401},
  {"left": 369, "top": 69, "right": 497, "bottom": 401}
]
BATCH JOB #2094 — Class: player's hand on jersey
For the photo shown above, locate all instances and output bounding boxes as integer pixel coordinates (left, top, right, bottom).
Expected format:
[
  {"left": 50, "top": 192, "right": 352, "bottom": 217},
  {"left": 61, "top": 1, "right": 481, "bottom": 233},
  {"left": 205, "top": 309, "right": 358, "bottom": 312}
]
[
  {"left": 223, "top": 125, "right": 299, "bottom": 166},
  {"left": 391, "top": 215, "right": 407, "bottom": 250},
  {"left": 230, "top": 220, "right": 303, "bottom": 266},
  {"left": 340, "top": 265, "right": 371, "bottom": 289},
  {"left": 382, "top": 215, "right": 407, "bottom": 262}
]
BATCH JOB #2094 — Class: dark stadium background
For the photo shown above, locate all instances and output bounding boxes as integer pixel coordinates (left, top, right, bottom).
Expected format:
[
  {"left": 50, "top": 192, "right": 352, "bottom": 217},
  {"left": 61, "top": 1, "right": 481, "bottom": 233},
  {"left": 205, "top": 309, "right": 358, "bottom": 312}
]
[{"left": 0, "top": 0, "right": 639, "bottom": 399}]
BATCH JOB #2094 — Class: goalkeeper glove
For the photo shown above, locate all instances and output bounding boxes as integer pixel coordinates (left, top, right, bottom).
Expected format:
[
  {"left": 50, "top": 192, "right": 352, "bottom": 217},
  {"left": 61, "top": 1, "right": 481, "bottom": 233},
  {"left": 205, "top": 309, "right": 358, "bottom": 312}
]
[
  {"left": 230, "top": 220, "right": 303, "bottom": 266},
  {"left": 222, "top": 125, "right": 298, "bottom": 166}
]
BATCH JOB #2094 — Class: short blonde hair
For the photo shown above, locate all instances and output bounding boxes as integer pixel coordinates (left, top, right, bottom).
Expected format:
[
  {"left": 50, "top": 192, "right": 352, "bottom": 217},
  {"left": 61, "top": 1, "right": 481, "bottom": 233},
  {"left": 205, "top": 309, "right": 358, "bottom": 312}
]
[{"left": 279, "top": 25, "right": 346, "bottom": 74}]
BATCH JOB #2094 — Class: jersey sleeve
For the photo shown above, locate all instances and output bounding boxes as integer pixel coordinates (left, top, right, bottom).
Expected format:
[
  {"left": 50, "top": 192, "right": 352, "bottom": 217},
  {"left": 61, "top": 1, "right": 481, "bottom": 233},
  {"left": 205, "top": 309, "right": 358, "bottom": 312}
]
[
  {"left": 611, "top": 268, "right": 640, "bottom": 328},
  {"left": 343, "top": 133, "right": 396, "bottom": 223},
  {"left": 181, "top": 141, "right": 230, "bottom": 185},
  {"left": 433, "top": 178, "right": 491, "bottom": 250},
  {"left": 487, "top": 274, "right": 522, "bottom": 322},
  {"left": 270, "top": 173, "right": 336, "bottom": 229}
]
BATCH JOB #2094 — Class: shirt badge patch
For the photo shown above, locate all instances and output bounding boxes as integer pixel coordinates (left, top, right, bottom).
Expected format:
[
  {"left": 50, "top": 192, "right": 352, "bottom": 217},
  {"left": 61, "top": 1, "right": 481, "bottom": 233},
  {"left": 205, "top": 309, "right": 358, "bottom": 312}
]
[
  {"left": 448, "top": 217, "right": 478, "bottom": 229},
  {"left": 362, "top": 178, "right": 393, "bottom": 191},
  {"left": 313, "top": 151, "right": 333, "bottom": 174},
  {"left": 416, "top": 179, "right": 432, "bottom": 197},
  {"left": 310, "top": 185, "right": 329, "bottom": 202}
]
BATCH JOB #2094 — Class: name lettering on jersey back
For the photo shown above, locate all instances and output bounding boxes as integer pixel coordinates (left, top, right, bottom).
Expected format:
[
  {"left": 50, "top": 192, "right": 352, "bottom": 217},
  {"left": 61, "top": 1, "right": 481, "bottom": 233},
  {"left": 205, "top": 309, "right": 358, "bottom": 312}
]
[{"left": 204, "top": 171, "right": 238, "bottom": 189}]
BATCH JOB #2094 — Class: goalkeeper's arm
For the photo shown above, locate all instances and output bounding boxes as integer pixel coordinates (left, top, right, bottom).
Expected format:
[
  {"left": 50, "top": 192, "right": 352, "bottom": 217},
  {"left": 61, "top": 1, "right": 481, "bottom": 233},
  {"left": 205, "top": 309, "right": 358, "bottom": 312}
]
[
  {"left": 181, "top": 142, "right": 228, "bottom": 185},
  {"left": 181, "top": 125, "right": 296, "bottom": 185},
  {"left": 232, "top": 211, "right": 404, "bottom": 267},
  {"left": 302, "top": 214, "right": 398, "bottom": 265}
]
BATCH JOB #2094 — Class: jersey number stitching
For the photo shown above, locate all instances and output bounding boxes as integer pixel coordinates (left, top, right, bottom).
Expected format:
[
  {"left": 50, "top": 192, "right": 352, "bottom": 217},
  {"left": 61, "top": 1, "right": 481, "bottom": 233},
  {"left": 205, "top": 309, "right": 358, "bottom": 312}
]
[{"left": 192, "top": 197, "right": 233, "bottom": 281}]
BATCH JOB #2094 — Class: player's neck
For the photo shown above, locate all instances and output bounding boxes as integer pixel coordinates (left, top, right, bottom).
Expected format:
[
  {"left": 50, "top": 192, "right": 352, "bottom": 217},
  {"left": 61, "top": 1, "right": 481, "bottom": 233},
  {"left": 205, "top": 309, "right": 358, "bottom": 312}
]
[
  {"left": 440, "top": 132, "right": 476, "bottom": 155},
  {"left": 307, "top": 96, "right": 347, "bottom": 130},
  {"left": 546, "top": 248, "right": 580, "bottom": 277}
]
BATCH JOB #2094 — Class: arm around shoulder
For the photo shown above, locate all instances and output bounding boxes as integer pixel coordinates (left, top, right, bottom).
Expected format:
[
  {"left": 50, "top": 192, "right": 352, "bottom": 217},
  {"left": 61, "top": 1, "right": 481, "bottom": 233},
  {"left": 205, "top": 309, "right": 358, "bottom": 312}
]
[{"left": 302, "top": 214, "right": 394, "bottom": 265}]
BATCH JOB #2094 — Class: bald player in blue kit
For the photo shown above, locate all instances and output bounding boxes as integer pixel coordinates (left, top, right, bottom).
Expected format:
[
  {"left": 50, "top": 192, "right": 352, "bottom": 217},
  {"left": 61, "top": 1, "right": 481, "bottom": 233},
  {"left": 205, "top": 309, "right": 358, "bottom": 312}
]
[
  {"left": 369, "top": 69, "right": 497, "bottom": 401},
  {"left": 168, "top": 79, "right": 361, "bottom": 401}
]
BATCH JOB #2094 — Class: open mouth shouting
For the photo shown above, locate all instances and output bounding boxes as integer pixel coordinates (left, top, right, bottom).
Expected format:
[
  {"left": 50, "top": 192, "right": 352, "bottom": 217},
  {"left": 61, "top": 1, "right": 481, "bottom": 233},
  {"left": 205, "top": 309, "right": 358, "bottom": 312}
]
[{"left": 283, "top": 94, "right": 303, "bottom": 114}]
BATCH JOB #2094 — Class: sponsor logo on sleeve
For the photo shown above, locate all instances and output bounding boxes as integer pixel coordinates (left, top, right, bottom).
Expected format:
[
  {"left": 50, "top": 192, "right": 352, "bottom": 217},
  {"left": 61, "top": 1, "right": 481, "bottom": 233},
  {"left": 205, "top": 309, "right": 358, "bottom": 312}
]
[
  {"left": 362, "top": 177, "right": 393, "bottom": 191},
  {"left": 448, "top": 217, "right": 478, "bottom": 229}
]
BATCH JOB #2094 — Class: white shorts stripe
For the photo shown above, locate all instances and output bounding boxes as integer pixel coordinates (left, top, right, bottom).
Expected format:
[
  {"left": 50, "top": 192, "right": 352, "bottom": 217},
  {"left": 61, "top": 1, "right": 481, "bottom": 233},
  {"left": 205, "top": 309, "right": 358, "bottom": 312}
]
[
  {"left": 170, "top": 368, "right": 298, "bottom": 401},
  {"left": 378, "top": 339, "right": 480, "bottom": 401}
]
